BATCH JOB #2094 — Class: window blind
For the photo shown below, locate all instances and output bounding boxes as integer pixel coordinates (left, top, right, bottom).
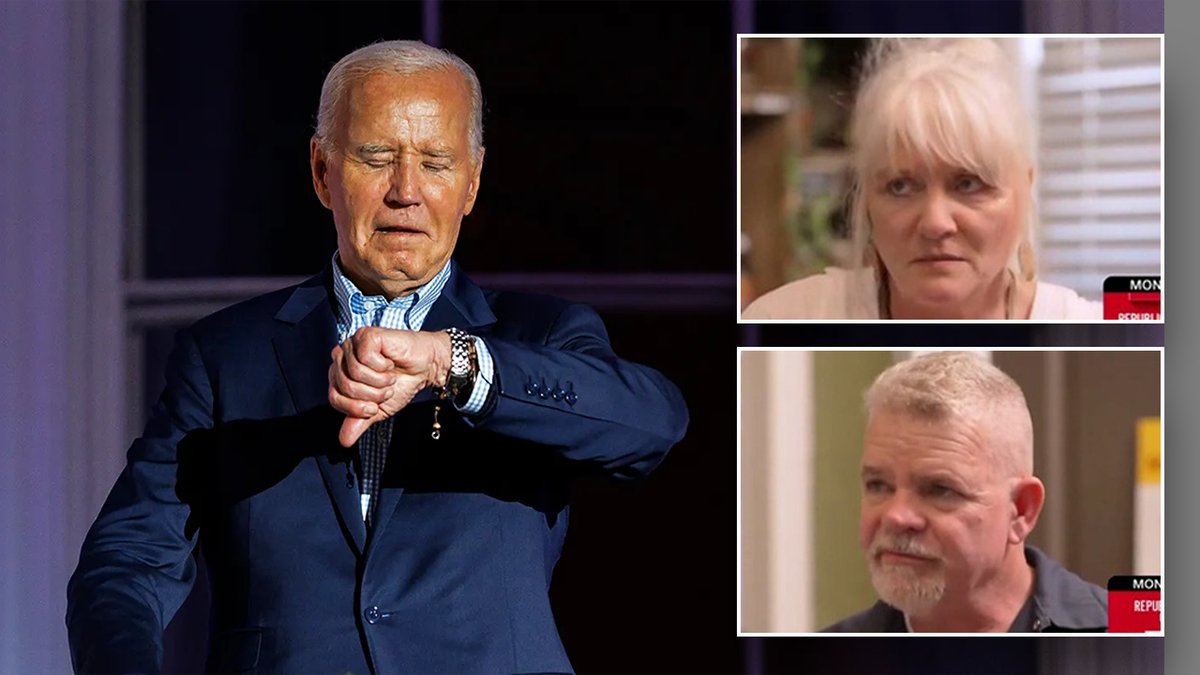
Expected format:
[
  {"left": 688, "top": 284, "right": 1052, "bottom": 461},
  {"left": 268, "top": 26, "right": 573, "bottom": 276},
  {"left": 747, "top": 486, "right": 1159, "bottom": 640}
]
[{"left": 1035, "top": 37, "right": 1162, "bottom": 301}]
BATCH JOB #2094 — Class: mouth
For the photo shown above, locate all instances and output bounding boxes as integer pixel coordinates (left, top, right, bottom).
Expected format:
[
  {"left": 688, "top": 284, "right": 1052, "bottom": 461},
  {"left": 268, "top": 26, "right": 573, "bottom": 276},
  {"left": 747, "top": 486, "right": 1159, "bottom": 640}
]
[
  {"left": 912, "top": 254, "right": 966, "bottom": 264},
  {"left": 376, "top": 224, "right": 423, "bottom": 233},
  {"left": 877, "top": 550, "right": 938, "bottom": 566}
]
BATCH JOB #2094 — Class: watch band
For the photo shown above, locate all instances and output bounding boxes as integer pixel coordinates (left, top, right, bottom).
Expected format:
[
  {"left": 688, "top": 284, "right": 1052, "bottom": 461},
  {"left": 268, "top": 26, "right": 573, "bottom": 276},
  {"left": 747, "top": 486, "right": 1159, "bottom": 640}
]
[{"left": 440, "top": 327, "right": 478, "bottom": 405}]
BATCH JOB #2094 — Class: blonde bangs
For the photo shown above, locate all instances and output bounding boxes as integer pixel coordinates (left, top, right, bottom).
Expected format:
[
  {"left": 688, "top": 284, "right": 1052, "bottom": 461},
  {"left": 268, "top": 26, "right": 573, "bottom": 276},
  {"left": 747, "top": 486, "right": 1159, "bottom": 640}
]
[{"left": 858, "top": 69, "right": 1020, "bottom": 186}]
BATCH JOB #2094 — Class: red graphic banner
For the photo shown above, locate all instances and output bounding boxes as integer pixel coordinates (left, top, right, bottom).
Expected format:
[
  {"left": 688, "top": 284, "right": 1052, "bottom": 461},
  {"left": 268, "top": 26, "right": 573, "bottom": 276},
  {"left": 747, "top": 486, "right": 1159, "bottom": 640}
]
[
  {"left": 1108, "top": 575, "right": 1161, "bottom": 633},
  {"left": 1103, "top": 276, "right": 1161, "bottom": 320}
]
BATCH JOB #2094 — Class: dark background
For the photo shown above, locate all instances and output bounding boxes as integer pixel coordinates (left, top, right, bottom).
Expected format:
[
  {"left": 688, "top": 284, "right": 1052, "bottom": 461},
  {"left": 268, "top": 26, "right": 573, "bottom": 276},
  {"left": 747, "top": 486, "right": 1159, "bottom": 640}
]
[{"left": 140, "top": 1, "right": 1153, "bottom": 674}]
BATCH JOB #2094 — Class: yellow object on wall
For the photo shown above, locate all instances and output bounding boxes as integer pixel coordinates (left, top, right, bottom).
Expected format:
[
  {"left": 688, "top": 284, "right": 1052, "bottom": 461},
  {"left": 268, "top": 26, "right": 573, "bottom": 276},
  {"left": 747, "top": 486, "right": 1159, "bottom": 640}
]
[
  {"left": 1134, "top": 416, "right": 1161, "bottom": 576},
  {"left": 1137, "top": 417, "right": 1161, "bottom": 485}
]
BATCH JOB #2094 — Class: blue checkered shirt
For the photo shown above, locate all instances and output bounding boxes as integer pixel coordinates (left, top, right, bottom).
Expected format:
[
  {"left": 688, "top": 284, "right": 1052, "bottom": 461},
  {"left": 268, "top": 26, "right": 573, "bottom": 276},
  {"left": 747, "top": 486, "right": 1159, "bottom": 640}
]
[{"left": 331, "top": 254, "right": 494, "bottom": 525}]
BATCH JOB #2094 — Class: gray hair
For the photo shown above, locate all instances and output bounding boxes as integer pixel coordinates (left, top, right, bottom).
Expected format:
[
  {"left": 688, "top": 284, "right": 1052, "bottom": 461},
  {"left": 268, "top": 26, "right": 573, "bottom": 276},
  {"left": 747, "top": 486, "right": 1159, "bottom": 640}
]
[
  {"left": 314, "top": 40, "right": 484, "bottom": 161},
  {"left": 865, "top": 351, "right": 1034, "bottom": 478}
]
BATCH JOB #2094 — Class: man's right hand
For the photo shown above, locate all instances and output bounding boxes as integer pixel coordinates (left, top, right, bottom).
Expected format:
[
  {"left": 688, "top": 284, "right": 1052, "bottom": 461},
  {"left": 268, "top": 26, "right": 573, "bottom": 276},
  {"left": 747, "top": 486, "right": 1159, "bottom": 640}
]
[{"left": 328, "top": 327, "right": 452, "bottom": 447}]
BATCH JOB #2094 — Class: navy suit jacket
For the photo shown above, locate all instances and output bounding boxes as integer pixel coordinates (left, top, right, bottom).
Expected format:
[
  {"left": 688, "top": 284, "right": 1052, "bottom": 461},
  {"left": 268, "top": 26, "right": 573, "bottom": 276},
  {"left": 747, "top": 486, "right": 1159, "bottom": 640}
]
[{"left": 67, "top": 261, "right": 689, "bottom": 674}]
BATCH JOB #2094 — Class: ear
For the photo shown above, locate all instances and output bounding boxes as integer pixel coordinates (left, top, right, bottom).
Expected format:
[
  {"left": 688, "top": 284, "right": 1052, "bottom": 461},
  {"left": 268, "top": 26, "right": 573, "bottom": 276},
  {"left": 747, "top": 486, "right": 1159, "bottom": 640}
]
[
  {"left": 311, "top": 136, "right": 333, "bottom": 210},
  {"left": 462, "top": 147, "right": 485, "bottom": 216},
  {"left": 1008, "top": 477, "right": 1045, "bottom": 545}
]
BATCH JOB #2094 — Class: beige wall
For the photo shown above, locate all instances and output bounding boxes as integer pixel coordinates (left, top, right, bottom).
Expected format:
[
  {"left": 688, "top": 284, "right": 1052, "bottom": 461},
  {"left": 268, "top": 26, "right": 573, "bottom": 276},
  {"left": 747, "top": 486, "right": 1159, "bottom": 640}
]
[
  {"left": 995, "top": 350, "right": 1162, "bottom": 585},
  {"left": 1068, "top": 351, "right": 1161, "bottom": 582},
  {"left": 812, "top": 351, "right": 892, "bottom": 628},
  {"left": 740, "top": 350, "right": 815, "bottom": 632}
]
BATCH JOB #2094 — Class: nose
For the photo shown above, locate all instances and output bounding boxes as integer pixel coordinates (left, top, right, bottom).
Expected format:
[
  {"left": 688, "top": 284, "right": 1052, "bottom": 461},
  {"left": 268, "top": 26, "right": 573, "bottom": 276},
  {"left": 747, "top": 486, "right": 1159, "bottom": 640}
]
[
  {"left": 384, "top": 156, "right": 420, "bottom": 207},
  {"left": 916, "top": 189, "right": 958, "bottom": 240},
  {"left": 879, "top": 491, "right": 927, "bottom": 533}
]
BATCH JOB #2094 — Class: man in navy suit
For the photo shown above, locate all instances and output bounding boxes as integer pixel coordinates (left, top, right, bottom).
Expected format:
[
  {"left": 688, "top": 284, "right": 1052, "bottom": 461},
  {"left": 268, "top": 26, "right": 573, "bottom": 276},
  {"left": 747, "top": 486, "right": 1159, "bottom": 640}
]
[{"left": 67, "top": 40, "right": 688, "bottom": 674}]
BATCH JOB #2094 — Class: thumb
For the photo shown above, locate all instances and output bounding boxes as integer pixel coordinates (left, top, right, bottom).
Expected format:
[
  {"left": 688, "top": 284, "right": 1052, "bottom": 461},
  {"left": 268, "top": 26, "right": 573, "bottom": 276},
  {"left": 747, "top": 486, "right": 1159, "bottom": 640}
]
[{"left": 339, "top": 416, "right": 372, "bottom": 448}]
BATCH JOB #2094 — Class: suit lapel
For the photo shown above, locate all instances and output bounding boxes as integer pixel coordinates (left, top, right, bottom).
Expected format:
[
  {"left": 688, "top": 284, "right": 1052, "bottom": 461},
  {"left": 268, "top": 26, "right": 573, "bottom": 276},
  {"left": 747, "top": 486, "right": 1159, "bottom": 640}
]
[
  {"left": 419, "top": 261, "right": 498, "bottom": 333},
  {"left": 272, "top": 268, "right": 367, "bottom": 556},
  {"left": 365, "top": 261, "right": 498, "bottom": 556}
]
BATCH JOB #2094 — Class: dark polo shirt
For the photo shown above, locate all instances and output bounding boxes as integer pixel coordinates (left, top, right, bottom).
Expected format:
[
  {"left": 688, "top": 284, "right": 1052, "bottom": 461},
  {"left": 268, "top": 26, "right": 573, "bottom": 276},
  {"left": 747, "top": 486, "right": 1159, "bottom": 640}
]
[{"left": 823, "top": 546, "right": 1108, "bottom": 632}]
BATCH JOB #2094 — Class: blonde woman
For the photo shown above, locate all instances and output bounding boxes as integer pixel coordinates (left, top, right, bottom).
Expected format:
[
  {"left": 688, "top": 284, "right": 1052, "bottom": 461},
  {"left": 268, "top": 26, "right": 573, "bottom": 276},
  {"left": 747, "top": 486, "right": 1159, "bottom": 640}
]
[{"left": 743, "top": 38, "right": 1101, "bottom": 320}]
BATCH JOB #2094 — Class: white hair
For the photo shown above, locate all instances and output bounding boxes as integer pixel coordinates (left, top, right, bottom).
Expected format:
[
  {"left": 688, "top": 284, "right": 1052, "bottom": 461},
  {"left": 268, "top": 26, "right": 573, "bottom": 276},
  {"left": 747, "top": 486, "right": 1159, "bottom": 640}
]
[
  {"left": 845, "top": 38, "right": 1038, "bottom": 309},
  {"left": 314, "top": 40, "right": 484, "bottom": 161},
  {"left": 865, "top": 351, "right": 1034, "bottom": 478}
]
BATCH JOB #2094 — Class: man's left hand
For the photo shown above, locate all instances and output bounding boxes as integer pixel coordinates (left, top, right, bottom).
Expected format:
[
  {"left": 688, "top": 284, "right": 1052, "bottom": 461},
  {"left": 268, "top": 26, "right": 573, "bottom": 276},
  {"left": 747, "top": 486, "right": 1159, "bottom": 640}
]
[{"left": 328, "top": 327, "right": 452, "bottom": 447}]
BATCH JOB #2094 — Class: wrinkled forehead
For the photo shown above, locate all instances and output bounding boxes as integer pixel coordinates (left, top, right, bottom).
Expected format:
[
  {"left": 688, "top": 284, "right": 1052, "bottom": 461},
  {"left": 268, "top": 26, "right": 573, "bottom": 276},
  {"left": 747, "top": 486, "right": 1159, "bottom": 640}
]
[
  {"left": 864, "top": 405, "right": 980, "bottom": 456},
  {"left": 340, "top": 69, "right": 472, "bottom": 144}
]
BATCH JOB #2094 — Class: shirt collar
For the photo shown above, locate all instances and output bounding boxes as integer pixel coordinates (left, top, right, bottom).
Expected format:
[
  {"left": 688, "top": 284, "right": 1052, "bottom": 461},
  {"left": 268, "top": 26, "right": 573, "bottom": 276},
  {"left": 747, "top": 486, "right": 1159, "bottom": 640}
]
[
  {"left": 330, "top": 251, "right": 452, "bottom": 330},
  {"left": 1024, "top": 545, "right": 1108, "bottom": 631}
]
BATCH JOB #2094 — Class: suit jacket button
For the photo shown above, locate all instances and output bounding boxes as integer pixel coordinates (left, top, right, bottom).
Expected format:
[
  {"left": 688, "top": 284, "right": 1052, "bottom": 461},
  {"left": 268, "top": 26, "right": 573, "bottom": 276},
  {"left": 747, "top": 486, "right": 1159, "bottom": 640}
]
[
  {"left": 365, "top": 606, "right": 381, "bottom": 624},
  {"left": 526, "top": 382, "right": 538, "bottom": 396},
  {"left": 552, "top": 388, "right": 563, "bottom": 401},
  {"left": 565, "top": 392, "right": 578, "bottom": 405}
]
